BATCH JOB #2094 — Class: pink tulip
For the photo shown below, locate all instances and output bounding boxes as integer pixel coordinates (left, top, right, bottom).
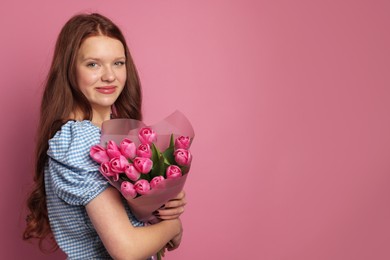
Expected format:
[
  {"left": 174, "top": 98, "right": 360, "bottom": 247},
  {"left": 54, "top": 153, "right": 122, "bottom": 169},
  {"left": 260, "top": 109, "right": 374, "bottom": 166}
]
[
  {"left": 138, "top": 127, "right": 157, "bottom": 144},
  {"left": 120, "top": 138, "right": 136, "bottom": 159},
  {"left": 106, "top": 140, "right": 121, "bottom": 159},
  {"left": 124, "top": 163, "right": 140, "bottom": 182},
  {"left": 99, "top": 161, "right": 111, "bottom": 177},
  {"left": 175, "top": 136, "right": 191, "bottom": 150},
  {"left": 90, "top": 144, "right": 110, "bottom": 163},
  {"left": 166, "top": 165, "right": 182, "bottom": 179},
  {"left": 99, "top": 161, "right": 119, "bottom": 181},
  {"left": 133, "top": 157, "right": 153, "bottom": 174},
  {"left": 134, "top": 179, "right": 150, "bottom": 195},
  {"left": 109, "top": 155, "right": 129, "bottom": 173},
  {"left": 150, "top": 176, "right": 165, "bottom": 189},
  {"left": 136, "top": 144, "right": 152, "bottom": 158},
  {"left": 121, "top": 181, "right": 137, "bottom": 199},
  {"left": 174, "top": 149, "right": 192, "bottom": 166}
]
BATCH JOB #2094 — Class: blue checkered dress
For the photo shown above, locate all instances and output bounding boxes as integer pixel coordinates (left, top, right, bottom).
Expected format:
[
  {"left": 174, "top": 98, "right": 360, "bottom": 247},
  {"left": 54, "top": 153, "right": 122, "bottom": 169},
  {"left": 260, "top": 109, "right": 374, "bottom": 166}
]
[{"left": 45, "top": 120, "right": 144, "bottom": 259}]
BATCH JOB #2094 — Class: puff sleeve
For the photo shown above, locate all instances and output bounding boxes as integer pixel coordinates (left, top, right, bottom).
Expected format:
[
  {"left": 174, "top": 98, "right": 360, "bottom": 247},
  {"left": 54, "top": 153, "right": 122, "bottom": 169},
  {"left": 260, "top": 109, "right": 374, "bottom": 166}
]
[{"left": 46, "top": 120, "right": 108, "bottom": 206}]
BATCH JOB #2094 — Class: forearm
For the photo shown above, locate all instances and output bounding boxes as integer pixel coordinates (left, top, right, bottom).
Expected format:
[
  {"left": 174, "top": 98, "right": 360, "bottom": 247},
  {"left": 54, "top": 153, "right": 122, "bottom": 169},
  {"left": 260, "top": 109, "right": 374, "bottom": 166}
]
[
  {"left": 87, "top": 187, "right": 182, "bottom": 260},
  {"left": 112, "top": 219, "right": 181, "bottom": 260}
]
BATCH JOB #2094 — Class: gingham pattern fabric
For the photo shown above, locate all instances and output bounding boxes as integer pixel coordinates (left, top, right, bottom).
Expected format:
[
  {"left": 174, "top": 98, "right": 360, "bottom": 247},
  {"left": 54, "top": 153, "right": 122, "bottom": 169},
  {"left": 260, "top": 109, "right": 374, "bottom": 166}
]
[{"left": 45, "top": 120, "right": 144, "bottom": 259}]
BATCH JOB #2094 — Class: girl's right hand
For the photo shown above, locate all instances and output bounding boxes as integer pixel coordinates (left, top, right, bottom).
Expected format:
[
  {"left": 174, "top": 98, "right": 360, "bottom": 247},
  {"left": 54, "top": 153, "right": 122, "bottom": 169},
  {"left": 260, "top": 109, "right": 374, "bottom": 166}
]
[
  {"left": 158, "top": 219, "right": 183, "bottom": 257},
  {"left": 167, "top": 227, "right": 183, "bottom": 251}
]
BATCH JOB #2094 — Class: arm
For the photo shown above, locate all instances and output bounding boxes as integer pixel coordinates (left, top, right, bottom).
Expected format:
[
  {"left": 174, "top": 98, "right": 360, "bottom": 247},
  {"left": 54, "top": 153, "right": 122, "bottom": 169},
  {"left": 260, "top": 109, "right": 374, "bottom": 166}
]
[{"left": 86, "top": 187, "right": 182, "bottom": 260}]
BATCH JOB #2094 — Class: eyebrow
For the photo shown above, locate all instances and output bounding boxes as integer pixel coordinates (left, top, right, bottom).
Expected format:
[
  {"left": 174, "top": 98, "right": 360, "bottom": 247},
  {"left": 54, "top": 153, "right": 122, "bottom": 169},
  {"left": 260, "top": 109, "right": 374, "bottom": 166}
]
[{"left": 80, "top": 56, "right": 126, "bottom": 62}]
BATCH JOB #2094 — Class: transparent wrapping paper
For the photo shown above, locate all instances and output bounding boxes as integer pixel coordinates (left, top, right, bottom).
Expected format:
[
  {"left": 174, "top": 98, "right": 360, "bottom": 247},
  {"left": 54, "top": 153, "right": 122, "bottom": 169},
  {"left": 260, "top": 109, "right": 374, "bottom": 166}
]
[
  {"left": 121, "top": 175, "right": 188, "bottom": 223},
  {"left": 99, "top": 111, "right": 194, "bottom": 223}
]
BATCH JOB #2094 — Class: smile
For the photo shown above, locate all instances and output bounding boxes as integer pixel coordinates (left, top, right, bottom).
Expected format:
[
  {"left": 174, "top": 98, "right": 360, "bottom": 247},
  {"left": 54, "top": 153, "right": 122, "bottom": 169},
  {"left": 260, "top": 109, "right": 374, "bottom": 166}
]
[{"left": 96, "top": 86, "right": 116, "bottom": 94}]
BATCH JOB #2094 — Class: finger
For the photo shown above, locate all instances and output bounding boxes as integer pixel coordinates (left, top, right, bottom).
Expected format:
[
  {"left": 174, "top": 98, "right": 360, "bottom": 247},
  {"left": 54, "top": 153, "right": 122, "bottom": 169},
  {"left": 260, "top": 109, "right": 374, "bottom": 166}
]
[
  {"left": 160, "top": 247, "right": 166, "bottom": 257},
  {"left": 157, "top": 214, "right": 181, "bottom": 220},
  {"left": 157, "top": 206, "right": 184, "bottom": 217},
  {"left": 167, "top": 242, "right": 180, "bottom": 251},
  {"left": 174, "top": 190, "right": 186, "bottom": 200},
  {"left": 166, "top": 241, "right": 175, "bottom": 251},
  {"left": 168, "top": 190, "right": 185, "bottom": 201},
  {"left": 156, "top": 213, "right": 182, "bottom": 220},
  {"left": 164, "top": 198, "right": 187, "bottom": 209},
  {"left": 154, "top": 207, "right": 184, "bottom": 220}
]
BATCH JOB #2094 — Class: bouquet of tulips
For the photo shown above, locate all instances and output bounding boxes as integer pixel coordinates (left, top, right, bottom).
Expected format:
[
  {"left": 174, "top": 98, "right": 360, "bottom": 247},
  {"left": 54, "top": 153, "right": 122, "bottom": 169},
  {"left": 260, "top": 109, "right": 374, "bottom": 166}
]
[{"left": 90, "top": 111, "right": 194, "bottom": 223}]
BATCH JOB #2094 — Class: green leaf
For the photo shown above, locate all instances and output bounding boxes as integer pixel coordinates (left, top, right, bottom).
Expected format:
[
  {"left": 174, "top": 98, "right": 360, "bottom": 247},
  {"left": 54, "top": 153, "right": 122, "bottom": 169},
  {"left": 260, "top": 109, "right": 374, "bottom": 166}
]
[
  {"left": 151, "top": 143, "right": 160, "bottom": 164},
  {"left": 169, "top": 133, "right": 175, "bottom": 149},
  {"left": 119, "top": 174, "right": 131, "bottom": 182},
  {"left": 162, "top": 146, "right": 175, "bottom": 165},
  {"left": 150, "top": 143, "right": 162, "bottom": 178},
  {"left": 159, "top": 154, "right": 169, "bottom": 178},
  {"left": 139, "top": 172, "right": 151, "bottom": 182},
  {"left": 180, "top": 165, "right": 190, "bottom": 175}
]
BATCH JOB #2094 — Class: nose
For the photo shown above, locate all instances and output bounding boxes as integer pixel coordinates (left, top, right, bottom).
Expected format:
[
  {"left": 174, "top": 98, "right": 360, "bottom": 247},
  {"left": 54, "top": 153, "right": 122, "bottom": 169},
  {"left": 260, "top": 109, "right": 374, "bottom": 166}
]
[{"left": 101, "top": 66, "right": 115, "bottom": 82}]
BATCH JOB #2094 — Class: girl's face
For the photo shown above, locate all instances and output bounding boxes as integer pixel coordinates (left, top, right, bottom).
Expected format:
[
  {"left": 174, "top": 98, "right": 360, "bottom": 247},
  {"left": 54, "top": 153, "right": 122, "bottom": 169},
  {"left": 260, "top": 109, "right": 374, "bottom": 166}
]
[{"left": 76, "top": 35, "right": 126, "bottom": 115}]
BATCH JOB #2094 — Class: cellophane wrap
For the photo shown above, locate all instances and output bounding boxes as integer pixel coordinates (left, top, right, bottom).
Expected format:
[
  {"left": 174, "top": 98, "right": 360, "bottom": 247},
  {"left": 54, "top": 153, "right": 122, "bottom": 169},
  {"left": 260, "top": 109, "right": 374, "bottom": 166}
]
[{"left": 100, "top": 110, "right": 195, "bottom": 223}]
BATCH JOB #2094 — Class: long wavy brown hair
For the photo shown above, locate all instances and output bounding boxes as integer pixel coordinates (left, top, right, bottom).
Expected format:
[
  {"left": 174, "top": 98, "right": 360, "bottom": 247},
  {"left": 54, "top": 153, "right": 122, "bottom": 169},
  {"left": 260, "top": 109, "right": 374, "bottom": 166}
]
[{"left": 23, "top": 13, "right": 142, "bottom": 250}]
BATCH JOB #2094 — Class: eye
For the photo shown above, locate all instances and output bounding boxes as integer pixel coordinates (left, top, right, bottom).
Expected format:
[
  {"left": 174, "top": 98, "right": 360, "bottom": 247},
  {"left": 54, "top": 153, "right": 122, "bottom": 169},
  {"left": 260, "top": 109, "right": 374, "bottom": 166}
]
[
  {"left": 87, "top": 62, "right": 98, "bottom": 68},
  {"left": 114, "top": 61, "right": 126, "bottom": 66}
]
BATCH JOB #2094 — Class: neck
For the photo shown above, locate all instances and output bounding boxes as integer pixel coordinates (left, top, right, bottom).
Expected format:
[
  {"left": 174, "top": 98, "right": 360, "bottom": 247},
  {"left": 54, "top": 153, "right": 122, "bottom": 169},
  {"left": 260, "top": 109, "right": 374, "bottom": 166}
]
[
  {"left": 91, "top": 115, "right": 110, "bottom": 128},
  {"left": 68, "top": 106, "right": 111, "bottom": 128},
  {"left": 91, "top": 107, "right": 112, "bottom": 128}
]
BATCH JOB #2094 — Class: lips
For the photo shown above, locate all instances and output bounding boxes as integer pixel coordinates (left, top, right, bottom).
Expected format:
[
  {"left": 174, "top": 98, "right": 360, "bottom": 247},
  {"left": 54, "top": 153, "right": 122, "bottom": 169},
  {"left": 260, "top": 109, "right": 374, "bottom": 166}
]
[{"left": 96, "top": 86, "right": 116, "bottom": 94}]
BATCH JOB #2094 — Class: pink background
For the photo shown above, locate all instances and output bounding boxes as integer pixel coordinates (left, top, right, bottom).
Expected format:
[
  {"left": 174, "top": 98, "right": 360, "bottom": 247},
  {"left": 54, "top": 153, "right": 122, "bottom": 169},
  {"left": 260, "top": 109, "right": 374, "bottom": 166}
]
[{"left": 1, "top": 1, "right": 389, "bottom": 259}]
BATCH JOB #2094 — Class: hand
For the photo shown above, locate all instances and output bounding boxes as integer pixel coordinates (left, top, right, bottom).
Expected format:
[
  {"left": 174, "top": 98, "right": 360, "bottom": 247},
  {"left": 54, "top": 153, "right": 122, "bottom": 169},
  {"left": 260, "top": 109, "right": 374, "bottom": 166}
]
[
  {"left": 157, "top": 220, "right": 183, "bottom": 257},
  {"left": 155, "top": 190, "right": 186, "bottom": 220},
  {"left": 160, "top": 222, "right": 182, "bottom": 255},
  {"left": 166, "top": 225, "right": 183, "bottom": 251}
]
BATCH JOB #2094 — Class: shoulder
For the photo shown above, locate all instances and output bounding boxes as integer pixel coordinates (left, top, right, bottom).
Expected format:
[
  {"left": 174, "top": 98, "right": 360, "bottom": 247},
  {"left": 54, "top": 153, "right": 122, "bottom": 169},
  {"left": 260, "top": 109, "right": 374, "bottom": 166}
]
[
  {"left": 45, "top": 120, "right": 107, "bottom": 205},
  {"left": 47, "top": 120, "right": 101, "bottom": 166}
]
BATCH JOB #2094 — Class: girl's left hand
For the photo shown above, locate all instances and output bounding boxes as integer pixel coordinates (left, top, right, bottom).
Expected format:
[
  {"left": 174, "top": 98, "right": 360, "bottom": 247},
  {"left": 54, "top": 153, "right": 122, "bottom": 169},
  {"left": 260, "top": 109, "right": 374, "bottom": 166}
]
[{"left": 155, "top": 191, "right": 186, "bottom": 220}]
